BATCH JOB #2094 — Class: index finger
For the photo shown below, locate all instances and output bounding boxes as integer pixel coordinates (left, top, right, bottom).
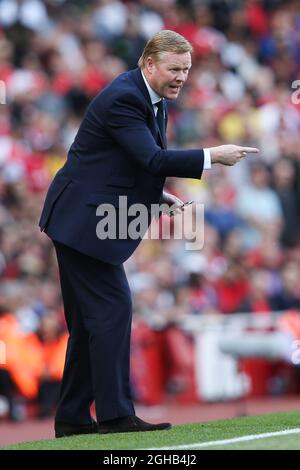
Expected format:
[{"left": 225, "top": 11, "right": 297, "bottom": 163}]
[{"left": 239, "top": 147, "right": 259, "bottom": 153}]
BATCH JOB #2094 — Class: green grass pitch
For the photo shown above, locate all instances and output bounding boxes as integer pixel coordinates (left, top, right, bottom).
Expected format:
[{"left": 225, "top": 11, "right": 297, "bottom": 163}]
[{"left": 2, "top": 411, "right": 300, "bottom": 450}]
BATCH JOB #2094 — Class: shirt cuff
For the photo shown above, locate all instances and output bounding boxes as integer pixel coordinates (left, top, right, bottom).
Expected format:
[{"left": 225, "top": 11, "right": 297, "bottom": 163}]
[{"left": 203, "top": 148, "right": 211, "bottom": 169}]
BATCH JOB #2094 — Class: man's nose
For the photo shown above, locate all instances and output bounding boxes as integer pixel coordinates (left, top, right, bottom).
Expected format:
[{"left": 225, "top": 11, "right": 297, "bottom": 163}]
[{"left": 175, "top": 71, "right": 187, "bottom": 82}]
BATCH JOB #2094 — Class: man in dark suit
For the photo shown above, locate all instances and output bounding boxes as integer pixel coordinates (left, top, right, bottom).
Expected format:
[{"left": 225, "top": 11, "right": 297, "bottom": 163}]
[{"left": 39, "top": 30, "right": 258, "bottom": 437}]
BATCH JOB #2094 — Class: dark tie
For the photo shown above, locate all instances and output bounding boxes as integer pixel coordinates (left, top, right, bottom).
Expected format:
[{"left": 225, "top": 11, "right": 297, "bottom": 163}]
[{"left": 156, "top": 100, "right": 165, "bottom": 142}]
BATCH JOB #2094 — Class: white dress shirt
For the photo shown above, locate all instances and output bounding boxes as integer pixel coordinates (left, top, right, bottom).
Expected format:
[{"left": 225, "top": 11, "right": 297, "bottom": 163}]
[{"left": 141, "top": 71, "right": 211, "bottom": 169}]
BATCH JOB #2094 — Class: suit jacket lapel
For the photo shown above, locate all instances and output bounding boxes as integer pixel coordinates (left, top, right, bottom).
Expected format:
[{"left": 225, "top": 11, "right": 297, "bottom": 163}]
[{"left": 130, "top": 68, "right": 167, "bottom": 149}]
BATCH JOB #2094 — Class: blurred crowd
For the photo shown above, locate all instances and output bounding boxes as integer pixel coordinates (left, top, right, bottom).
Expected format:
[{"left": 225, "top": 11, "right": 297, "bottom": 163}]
[{"left": 1, "top": 0, "right": 300, "bottom": 420}]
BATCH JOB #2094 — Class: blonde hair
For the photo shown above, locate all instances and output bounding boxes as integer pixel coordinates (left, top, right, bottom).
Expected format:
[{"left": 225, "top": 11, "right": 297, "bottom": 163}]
[{"left": 138, "top": 30, "right": 193, "bottom": 68}]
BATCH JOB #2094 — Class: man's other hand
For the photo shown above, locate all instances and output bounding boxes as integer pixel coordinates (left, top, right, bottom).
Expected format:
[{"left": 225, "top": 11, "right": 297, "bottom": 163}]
[{"left": 161, "top": 191, "right": 185, "bottom": 217}]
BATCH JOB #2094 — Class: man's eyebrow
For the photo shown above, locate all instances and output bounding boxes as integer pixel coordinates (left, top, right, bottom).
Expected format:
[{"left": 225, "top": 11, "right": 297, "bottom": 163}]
[{"left": 168, "top": 64, "right": 191, "bottom": 68}]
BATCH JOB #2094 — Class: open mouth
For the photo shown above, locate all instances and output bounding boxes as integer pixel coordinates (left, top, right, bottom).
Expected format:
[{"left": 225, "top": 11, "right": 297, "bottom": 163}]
[{"left": 169, "top": 85, "right": 180, "bottom": 92}]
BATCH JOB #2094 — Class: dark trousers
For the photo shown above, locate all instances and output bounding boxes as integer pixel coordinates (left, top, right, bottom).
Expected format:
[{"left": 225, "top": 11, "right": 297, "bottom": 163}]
[{"left": 53, "top": 241, "right": 135, "bottom": 424}]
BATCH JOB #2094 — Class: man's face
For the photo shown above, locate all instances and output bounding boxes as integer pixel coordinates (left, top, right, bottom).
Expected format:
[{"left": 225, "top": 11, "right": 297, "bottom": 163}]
[{"left": 145, "top": 51, "right": 192, "bottom": 100}]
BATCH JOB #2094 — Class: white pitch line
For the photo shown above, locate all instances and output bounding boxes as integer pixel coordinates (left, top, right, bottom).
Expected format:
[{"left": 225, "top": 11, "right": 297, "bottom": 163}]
[{"left": 147, "top": 428, "right": 300, "bottom": 450}]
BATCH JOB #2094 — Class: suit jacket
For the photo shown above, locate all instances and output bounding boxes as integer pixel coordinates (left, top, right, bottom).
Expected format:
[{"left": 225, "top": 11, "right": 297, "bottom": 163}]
[{"left": 39, "top": 68, "right": 204, "bottom": 264}]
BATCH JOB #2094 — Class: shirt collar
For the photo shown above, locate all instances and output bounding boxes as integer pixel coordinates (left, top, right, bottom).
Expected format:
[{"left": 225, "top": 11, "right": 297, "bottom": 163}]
[{"left": 141, "top": 70, "right": 162, "bottom": 106}]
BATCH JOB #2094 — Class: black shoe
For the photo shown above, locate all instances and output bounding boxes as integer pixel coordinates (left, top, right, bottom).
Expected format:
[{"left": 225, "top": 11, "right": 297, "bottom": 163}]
[
  {"left": 55, "top": 420, "right": 98, "bottom": 438},
  {"left": 98, "top": 416, "right": 171, "bottom": 434}
]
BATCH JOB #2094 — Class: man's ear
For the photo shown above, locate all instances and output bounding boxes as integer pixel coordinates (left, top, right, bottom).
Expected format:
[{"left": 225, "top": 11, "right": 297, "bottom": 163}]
[{"left": 145, "top": 56, "right": 155, "bottom": 75}]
